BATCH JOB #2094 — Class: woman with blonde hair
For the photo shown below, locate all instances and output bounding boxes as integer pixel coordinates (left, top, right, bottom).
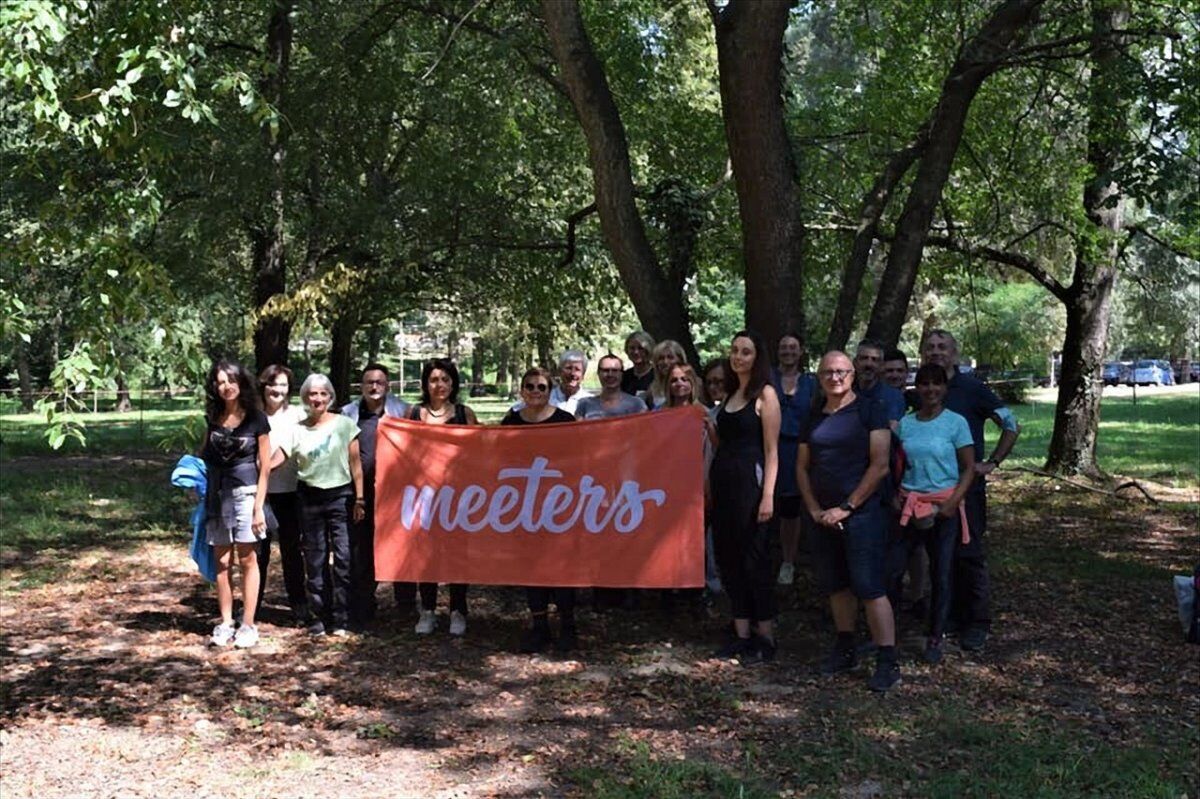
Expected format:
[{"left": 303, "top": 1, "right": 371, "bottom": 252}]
[{"left": 646, "top": 339, "right": 687, "bottom": 409}]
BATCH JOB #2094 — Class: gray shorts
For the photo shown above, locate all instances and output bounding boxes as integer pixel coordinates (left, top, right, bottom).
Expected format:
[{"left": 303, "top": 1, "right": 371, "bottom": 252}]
[{"left": 206, "top": 484, "right": 263, "bottom": 546}]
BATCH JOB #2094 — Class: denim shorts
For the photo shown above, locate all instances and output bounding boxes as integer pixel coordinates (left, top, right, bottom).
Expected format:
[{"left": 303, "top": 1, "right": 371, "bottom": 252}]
[
  {"left": 809, "top": 503, "right": 888, "bottom": 600},
  {"left": 206, "top": 484, "right": 262, "bottom": 546}
]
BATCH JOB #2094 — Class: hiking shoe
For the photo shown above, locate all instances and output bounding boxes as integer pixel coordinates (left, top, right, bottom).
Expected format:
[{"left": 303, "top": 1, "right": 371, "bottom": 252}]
[
  {"left": 520, "top": 625, "right": 554, "bottom": 654},
  {"left": 713, "top": 636, "right": 753, "bottom": 660},
  {"left": 331, "top": 627, "right": 350, "bottom": 638},
  {"left": 868, "top": 659, "right": 901, "bottom": 692},
  {"left": 210, "top": 622, "right": 237, "bottom": 647},
  {"left": 777, "top": 562, "right": 795, "bottom": 585},
  {"left": 960, "top": 626, "right": 988, "bottom": 652},
  {"left": 739, "top": 635, "right": 777, "bottom": 666},
  {"left": 307, "top": 620, "right": 327, "bottom": 637},
  {"left": 415, "top": 610, "right": 436, "bottom": 635},
  {"left": 819, "top": 645, "right": 858, "bottom": 676},
  {"left": 924, "top": 638, "right": 944, "bottom": 665},
  {"left": 449, "top": 611, "right": 467, "bottom": 637},
  {"left": 556, "top": 625, "right": 578, "bottom": 654},
  {"left": 233, "top": 624, "right": 259, "bottom": 649}
]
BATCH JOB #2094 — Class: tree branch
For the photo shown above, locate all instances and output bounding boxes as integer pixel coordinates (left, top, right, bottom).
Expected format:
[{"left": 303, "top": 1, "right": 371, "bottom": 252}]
[
  {"left": 556, "top": 202, "right": 598, "bottom": 268},
  {"left": 1127, "top": 223, "right": 1200, "bottom": 263},
  {"left": 915, "top": 233, "right": 1070, "bottom": 299}
]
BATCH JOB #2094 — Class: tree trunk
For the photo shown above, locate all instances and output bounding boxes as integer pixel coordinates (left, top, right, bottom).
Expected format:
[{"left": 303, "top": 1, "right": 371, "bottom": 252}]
[
  {"left": 15, "top": 340, "right": 34, "bottom": 412},
  {"left": 470, "top": 337, "right": 486, "bottom": 397},
  {"left": 712, "top": 0, "right": 804, "bottom": 351},
  {"left": 826, "top": 129, "right": 928, "bottom": 351},
  {"left": 540, "top": 0, "right": 697, "bottom": 364},
  {"left": 1045, "top": 1, "right": 1128, "bottom": 477},
  {"left": 329, "top": 311, "right": 359, "bottom": 407},
  {"left": 251, "top": 0, "right": 294, "bottom": 370},
  {"left": 495, "top": 340, "right": 510, "bottom": 389},
  {"left": 366, "top": 324, "right": 382, "bottom": 364},
  {"left": 865, "top": 0, "right": 1044, "bottom": 347},
  {"left": 113, "top": 372, "right": 132, "bottom": 413}
]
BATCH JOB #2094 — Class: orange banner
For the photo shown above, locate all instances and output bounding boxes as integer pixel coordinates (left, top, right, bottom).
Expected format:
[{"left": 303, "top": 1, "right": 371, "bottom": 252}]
[{"left": 373, "top": 406, "right": 706, "bottom": 588}]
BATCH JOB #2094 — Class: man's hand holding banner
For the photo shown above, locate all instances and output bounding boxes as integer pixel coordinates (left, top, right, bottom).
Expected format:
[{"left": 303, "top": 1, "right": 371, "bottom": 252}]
[{"left": 373, "top": 406, "right": 707, "bottom": 588}]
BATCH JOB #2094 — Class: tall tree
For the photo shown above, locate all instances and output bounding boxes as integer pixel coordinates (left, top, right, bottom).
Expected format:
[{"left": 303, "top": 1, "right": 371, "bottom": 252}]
[
  {"left": 709, "top": 0, "right": 804, "bottom": 349},
  {"left": 540, "top": 0, "right": 697, "bottom": 362},
  {"left": 864, "top": 0, "right": 1044, "bottom": 346}
]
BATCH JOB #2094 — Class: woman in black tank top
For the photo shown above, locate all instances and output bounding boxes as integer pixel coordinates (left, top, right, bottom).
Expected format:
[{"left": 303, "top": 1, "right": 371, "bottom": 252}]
[
  {"left": 709, "top": 331, "right": 781, "bottom": 665},
  {"left": 407, "top": 359, "right": 478, "bottom": 637}
]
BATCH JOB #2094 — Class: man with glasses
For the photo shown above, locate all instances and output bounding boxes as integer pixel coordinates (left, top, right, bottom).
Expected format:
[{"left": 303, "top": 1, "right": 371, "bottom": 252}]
[
  {"left": 921, "top": 329, "right": 1020, "bottom": 652},
  {"left": 576, "top": 353, "right": 648, "bottom": 419},
  {"left": 341, "top": 363, "right": 409, "bottom": 628}
]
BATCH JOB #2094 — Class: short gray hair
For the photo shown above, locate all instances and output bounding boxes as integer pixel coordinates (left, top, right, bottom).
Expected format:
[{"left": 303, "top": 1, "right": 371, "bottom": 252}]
[
  {"left": 299, "top": 373, "right": 336, "bottom": 408},
  {"left": 559, "top": 349, "right": 588, "bottom": 370}
]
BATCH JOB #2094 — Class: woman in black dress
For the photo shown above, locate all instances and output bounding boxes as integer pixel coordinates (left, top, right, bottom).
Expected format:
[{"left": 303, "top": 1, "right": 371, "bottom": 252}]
[
  {"left": 500, "top": 367, "right": 577, "bottom": 653},
  {"left": 408, "top": 358, "right": 478, "bottom": 636},
  {"left": 709, "top": 331, "right": 781, "bottom": 664}
]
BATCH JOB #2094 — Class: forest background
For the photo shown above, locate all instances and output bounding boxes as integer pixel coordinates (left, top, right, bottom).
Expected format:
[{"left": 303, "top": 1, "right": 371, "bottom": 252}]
[{"left": 1, "top": 0, "right": 1197, "bottom": 477}]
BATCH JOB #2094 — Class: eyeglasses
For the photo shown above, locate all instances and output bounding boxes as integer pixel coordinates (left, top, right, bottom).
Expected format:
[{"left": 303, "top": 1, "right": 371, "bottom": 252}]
[
  {"left": 363, "top": 379, "right": 388, "bottom": 386},
  {"left": 523, "top": 383, "right": 549, "bottom": 392},
  {"left": 819, "top": 369, "right": 853, "bottom": 380}
]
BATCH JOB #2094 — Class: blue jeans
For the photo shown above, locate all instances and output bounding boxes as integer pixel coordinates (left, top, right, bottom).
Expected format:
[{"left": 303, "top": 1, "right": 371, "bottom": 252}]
[{"left": 810, "top": 503, "right": 887, "bottom": 600}]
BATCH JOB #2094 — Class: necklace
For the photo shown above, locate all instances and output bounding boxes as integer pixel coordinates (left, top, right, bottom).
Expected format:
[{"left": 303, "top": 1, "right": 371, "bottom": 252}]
[{"left": 426, "top": 405, "right": 448, "bottom": 418}]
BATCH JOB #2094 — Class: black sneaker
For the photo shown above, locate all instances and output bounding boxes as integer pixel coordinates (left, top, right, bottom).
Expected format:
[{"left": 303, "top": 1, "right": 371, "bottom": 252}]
[
  {"left": 519, "top": 625, "right": 554, "bottom": 654},
  {"left": 819, "top": 645, "right": 858, "bottom": 675},
  {"left": 556, "top": 625, "right": 578, "bottom": 654},
  {"left": 868, "top": 659, "right": 901, "bottom": 692},
  {"left": 960, "top": 626, "right": 988, "bottom": 652},
  {"left": 713, "top": 636, "right": 753, "bottom": 659},
  {"left": 923, "top": 639, "right": 944, "bottom": 665},
  {"left": 738, "top": 635, "right": 777, "bottom": 666},
  {"left": 307, "top": 619, "right": 326, "bottom": 637}
]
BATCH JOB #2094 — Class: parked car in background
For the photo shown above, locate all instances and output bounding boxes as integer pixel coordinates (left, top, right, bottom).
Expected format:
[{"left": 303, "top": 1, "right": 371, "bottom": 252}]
[
  {"left": 1155, "top": 360, "right": 1176, "bottom": 385},
  {"left": 1102, "top": 362, "right": 1129, "bottom": 386},
  {"left": 1129, "top": 359, "right": 1170, "bottom": 386}
]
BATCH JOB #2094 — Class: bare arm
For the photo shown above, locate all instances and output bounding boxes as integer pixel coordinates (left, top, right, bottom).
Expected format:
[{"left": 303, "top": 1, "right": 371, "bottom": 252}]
[
  {"left": 463, "top": 405, "right": 479, "bottom": 425},
  {"left": 939, "top": 445, "right": 976, "bottom": 517},
  {"left": 795, "top": 443, "right": 822, "bottom": 521},
  {"left": 253, "top": 432, "right": 271, "bottom": 533},
  {"left": 977, "top": 422, "right": 1020, "bottom": 476},
  {"left": 756, "top": 386, "right": 781, "bottom": 522},
  {"left": 349, "top": 437, "right": 365, "bottom": 523}
]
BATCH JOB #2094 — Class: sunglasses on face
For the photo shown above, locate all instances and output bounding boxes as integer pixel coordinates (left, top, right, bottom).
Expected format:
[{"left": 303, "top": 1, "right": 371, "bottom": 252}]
[{"left": 523, "top": 382, "right": 549, "bottom": 392}]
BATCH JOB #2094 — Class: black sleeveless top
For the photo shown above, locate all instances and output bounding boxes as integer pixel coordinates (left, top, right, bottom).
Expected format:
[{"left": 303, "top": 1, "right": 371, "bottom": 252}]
[
  {"left": 714, "top": 400, "right": 763, "bottom": 462},
  {"left": 409, "top": 403, "right": 469, "bottom": 424}
]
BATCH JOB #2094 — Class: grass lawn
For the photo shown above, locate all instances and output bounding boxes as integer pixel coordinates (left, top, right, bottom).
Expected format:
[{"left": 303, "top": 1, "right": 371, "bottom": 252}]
[{"left": 986, "top": 385, "right": 1199, "bottom": 487}]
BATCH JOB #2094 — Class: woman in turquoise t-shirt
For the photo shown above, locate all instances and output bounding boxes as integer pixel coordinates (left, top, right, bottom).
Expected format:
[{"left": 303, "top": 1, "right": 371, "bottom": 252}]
[
  {"left": 293, "top": 373, "right": 364, "bottom": 637},
  {"left": 895, "top": 363, "right": 975, "bottom": 664}
]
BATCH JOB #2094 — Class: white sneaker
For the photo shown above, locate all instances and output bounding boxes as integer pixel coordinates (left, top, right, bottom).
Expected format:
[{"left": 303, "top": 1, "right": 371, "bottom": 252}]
[
  {"left": 233, "top": 624, "right": 259, "bottom": 648},
  {"left": 415, "top": 610, "right": 436, "bottom": 635},
  {"left": 210, "top": 622, "right": 236, "bottom": 647},
  {"left": 777, "top": 562, "right": 795, "bottom": 586},
  {"left": 449, "top": 611, "right": 467, "bottom": 636}
]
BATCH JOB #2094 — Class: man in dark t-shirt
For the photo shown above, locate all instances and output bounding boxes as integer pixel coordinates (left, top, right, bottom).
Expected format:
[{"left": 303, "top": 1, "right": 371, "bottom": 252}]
[
  {"left": 921, "top": 330, "right": 1020, "bottom": 652},
  {"left": 341, "top": 363, "right": 408, "bottom": 627}
]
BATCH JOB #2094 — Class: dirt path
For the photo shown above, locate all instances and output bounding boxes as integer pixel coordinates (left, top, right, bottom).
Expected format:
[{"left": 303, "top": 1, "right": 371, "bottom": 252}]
[{"left": 2, "top": 464, "right": 1198, "bottom": 798}]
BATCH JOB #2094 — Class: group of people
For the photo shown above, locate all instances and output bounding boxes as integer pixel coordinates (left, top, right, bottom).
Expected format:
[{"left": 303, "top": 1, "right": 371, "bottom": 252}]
[{"left": 198, "top": 326, "right": 1019, "bottom": 693}]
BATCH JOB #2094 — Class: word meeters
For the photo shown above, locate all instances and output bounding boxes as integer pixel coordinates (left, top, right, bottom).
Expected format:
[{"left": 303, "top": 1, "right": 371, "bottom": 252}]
[{"left": 399, "top": 457, "right": 667, "bottom": 534}]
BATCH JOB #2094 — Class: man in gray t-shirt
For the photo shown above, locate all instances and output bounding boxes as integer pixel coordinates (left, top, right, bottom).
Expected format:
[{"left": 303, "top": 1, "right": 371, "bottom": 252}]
[{"left": 575, "top": 353, "right": 649, "bottom": 419}]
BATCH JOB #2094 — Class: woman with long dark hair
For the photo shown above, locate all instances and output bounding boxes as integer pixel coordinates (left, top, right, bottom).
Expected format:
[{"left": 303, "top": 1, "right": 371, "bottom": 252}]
[
  {"left": 408, "top": 358, "right": 478, "bottom": 636},
  {"left": 201, "top": 359, "right": 271, "bottom": 648},
  {"left": 709, "top": 330, "right": 781, "bottom": 664},
  {"left": 501, "top": 367, "right": 578, "bottom": 653}
]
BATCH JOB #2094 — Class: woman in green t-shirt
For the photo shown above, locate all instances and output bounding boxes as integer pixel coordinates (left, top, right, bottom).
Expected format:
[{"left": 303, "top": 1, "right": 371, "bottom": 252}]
[{"left": 293, "top": 373, "right": 365, "bottom": 637}]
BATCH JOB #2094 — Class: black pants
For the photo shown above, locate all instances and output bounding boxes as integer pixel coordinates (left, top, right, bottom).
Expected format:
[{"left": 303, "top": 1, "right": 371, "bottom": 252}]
[
  {"left": 299, "top": 484, "right": 353, "bottom": 627},
  {"left": 348, "top": 493, "right": 378, "bottom": 623},
  {"left": 527, "top": 587, "right": 576, "bottom": 621},
  {"left": 951, "top": 482, "right": 991, "bottom": 629},
  {"left": 419, "top": 582, "right": 468, "bottom": 614},
  {"left": 888, "top": 511, "right": 959, "bottom": 639},
  {"left": 258, "top": 491, "right": 308, "bottom": 614}
]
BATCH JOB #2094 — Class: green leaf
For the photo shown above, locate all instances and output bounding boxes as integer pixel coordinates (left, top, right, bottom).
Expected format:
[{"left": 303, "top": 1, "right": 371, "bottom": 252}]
[
  {"left": 163, "top": 89, "right": 182, "bottom": 108},
  {"left": 125, "top": 66, "right": 143, "bottom": 84}
]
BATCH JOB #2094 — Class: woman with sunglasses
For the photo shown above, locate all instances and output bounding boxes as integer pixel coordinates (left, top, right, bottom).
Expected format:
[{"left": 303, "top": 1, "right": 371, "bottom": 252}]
[
  {"left": 501, "top": 367, "right": 578, "bottom": 652},
  {"left": 709, "top": 330, "right": 781, "bottom": 665},
  {"left": 256, "top": 364, "right": 310, "bottom": 623},
  {"left": 796, "top": 351, "right": 898, "bottom": 692},
  {"left": 407, "top": 358, "right": 478, "bottom": 636}
]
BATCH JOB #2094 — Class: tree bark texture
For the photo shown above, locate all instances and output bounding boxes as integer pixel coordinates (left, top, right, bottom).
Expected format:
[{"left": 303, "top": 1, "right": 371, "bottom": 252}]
[
  {"left": 713, "top": 0, "right": 804, "bottom": 351},
  {"left": 826, "top": 128, "right": 928, "bottom": 351},
  {"left": 113, "top": 372, "right": 132, "bottom": 413},
  {"left": 329, "top": 310, "right": 359, "bottom": 407},
  {"left": 865, "top": 0, "right": 1044, "bottom": 347},
  {"left": 1045, "top": 1, "right": 1128, "bottom": 477},
  {"left": 252, "top": 0, "right": 294, "bottom": 371},
  {"left": 540, "top": 0, "right": 698, "bottom": 365}
]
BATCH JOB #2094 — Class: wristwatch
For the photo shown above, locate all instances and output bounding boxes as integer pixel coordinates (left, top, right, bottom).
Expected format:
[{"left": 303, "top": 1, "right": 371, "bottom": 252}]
[{"left": 839, "top": 500, "right": 856, "bottom": 513}]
